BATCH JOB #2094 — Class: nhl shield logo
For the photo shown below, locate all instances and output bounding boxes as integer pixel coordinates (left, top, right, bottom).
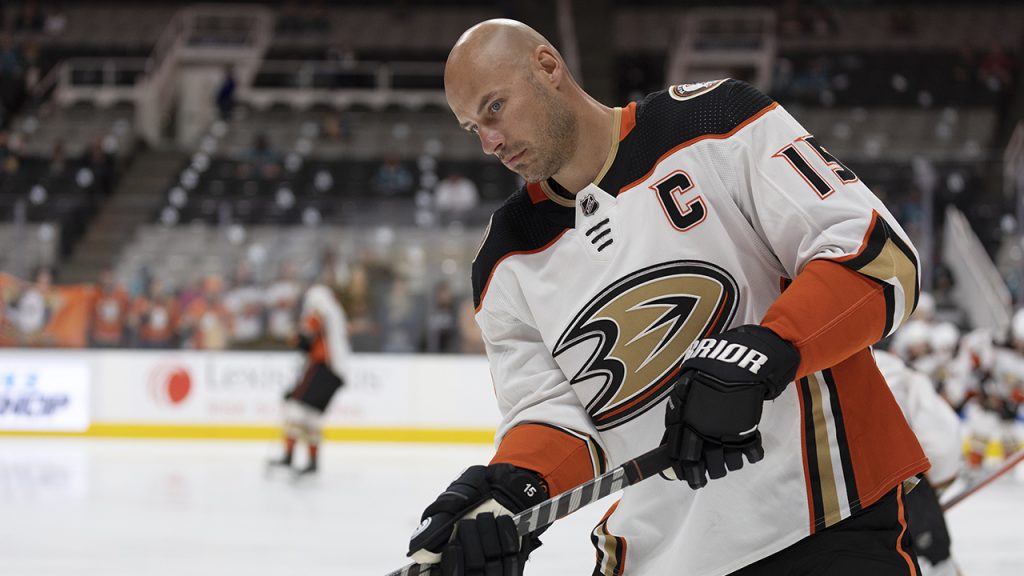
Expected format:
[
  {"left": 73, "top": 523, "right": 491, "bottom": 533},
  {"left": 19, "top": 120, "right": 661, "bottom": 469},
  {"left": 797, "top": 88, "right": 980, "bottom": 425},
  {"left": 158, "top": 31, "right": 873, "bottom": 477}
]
[{"left": 581, "top": 194, "right": 599, "bottom": 216}]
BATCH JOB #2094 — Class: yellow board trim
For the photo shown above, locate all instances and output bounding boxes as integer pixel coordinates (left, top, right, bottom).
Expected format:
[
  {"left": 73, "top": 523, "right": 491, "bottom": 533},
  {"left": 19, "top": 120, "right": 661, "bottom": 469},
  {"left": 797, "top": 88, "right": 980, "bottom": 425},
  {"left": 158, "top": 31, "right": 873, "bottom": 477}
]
[{"left": 0, "top": 424, "right": 496, "bottom": 444}]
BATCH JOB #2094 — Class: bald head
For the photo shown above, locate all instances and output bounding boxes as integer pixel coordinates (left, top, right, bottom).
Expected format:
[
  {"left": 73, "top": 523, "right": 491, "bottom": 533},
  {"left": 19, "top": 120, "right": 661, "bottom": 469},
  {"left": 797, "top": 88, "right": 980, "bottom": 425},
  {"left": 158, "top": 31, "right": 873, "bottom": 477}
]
[{"left": 446, "top": 19, "right": 550, "bottom": 81}]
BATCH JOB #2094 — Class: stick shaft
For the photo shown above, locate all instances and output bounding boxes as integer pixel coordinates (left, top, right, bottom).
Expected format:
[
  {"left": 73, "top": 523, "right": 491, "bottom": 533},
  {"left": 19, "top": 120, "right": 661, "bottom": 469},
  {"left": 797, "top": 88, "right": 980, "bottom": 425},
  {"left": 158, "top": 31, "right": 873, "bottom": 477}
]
[
  {"left": 386, "top": 445, "right": 671, "bottom": 576},
  {"left": 941, "top": 450, "right": 1024, "bottom": 511}
]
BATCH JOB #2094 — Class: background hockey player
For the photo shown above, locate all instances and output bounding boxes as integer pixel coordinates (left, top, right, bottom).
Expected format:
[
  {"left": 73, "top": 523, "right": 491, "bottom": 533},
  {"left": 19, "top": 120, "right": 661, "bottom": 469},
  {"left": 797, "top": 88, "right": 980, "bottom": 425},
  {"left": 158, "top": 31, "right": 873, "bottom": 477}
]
[
  {"left": 269, "top": 284, "right": 351, "bottom": 477},
  {"left": 406, "top": 19, "right": 928, "bottom": 575},
  {"left": 876, "top": 350, "right": 963, "bottom": 576},
  {"left": 948, "top": 310, "right": 1024, "bottom": 471}
]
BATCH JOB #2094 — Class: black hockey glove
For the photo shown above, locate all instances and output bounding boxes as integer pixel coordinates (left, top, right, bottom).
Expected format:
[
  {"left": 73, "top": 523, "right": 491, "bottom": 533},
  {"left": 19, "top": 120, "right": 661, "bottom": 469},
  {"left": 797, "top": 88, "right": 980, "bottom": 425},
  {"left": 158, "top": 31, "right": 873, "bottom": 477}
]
[
  {"left": 408, "top": 463, "right": 549, "bottom": 575},
  {"left": 662, "top": 325, "right": 799, "bottom": 489}
]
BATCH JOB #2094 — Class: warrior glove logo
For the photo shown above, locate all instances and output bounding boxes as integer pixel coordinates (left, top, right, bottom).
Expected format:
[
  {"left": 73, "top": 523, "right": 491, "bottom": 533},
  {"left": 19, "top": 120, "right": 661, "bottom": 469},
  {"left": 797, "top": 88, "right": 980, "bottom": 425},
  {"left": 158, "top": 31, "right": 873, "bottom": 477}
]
[
  {"left": 682, "top": 337, "right": 770, "bottom": 374},
  {"left": 553, "top": 261, "right": 739, "bottom": 430}
]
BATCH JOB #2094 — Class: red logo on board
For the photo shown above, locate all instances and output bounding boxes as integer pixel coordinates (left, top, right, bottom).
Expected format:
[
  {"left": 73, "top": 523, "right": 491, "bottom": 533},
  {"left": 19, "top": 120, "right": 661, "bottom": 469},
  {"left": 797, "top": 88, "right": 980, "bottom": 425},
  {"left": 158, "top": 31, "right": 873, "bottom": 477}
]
[{"left": 149, "top": 363, "right": 193, "bottom": 406}]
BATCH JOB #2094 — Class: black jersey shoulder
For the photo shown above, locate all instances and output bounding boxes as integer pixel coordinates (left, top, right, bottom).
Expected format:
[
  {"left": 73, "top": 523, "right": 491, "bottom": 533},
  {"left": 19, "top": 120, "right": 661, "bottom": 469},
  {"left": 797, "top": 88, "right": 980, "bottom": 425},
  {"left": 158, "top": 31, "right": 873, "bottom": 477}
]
[
  {"left": 599, "top": 79, "right": 776, "bottom": 192},
  {"left": 471, "top": 188, "right": 574, "bottom": 309},
  {"left": 639, "top": 79, "right": 773, "bottom": 140}
]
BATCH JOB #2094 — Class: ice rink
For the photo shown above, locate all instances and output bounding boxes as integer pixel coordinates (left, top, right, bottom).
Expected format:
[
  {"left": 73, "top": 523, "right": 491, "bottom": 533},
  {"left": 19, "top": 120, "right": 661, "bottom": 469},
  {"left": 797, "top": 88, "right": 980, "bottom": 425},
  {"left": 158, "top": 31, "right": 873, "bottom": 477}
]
[{"left": 1, "top": 438, "right": 1021, "bottom": 576}]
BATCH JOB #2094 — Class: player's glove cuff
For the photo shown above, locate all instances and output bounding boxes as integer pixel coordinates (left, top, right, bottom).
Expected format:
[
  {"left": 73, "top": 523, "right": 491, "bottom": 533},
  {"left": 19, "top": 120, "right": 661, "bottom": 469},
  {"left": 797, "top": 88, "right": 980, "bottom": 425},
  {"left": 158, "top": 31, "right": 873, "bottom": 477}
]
[{"left": 408, "top": 463, "right": 548, "bottom": 565}]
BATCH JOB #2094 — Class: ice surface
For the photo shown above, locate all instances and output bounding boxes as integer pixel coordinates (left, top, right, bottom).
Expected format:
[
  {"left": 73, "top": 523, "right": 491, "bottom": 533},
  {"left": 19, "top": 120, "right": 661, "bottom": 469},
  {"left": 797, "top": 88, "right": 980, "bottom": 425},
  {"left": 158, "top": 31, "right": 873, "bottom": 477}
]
[{"left": 0, "top": 438, "right": 1019, "bottom": 575}]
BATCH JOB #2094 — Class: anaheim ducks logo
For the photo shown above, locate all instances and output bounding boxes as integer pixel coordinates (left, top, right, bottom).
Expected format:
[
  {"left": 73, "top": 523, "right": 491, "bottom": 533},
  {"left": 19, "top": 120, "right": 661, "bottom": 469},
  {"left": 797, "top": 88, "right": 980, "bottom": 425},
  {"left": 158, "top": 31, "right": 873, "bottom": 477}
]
[
  {"left": 669, "top": 79, "right": 726, "bottom": 101},
  {"left": 553, "top": 261, "right": 739, "bottom": 430}
]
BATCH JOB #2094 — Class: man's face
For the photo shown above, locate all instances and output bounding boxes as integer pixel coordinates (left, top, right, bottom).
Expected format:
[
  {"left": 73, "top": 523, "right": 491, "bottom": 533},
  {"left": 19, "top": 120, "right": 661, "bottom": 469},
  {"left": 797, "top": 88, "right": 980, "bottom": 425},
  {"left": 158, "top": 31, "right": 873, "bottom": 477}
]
[{"left": 446, "top": 57, "right": 577, "bottom": 183}]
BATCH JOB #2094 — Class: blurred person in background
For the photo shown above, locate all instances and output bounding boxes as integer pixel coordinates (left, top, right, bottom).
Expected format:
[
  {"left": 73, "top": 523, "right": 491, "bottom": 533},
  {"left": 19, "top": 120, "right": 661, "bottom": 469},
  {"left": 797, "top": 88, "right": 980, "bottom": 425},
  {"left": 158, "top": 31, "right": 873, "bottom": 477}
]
[
  {"left": 264, "top": 260, "right": 302, "bottom": 346},
  {"left": 181, "top": 274, "right": 232, "bottom": 350},
  {"left": 11, "top": 267, "right": 60, "bottom": 347},
  {"left": 215, "top": 65, "right": 237, "bottom": 120},
  {"left": 89, "top": 268, "right": 130, "bottom": 348},
  {"left": 128, "top": 278, "right": 179, "bottom": 349},
  {"left": 268, "top": 284, "right": 351, "bottom": 477},
  {"left": 224, "top": 261, "right": 265, "bottom": 349},
  {"left": 14, "top": 0, "right": 45, "bottom": 32},
  {"left": 434, "top": 171, "right": 479, "bottom": 216},
  {"left": 947, "top": 315, "right": 1024, "bottom": 472},
  {"left": 0, "top": 293, "right": 14, "bottom": 347},
  {"left": 422, "top": 281, "right": 460, "bottom": 353},
  {"left": 456, "top": 296, "right": 485, "bottom": 354},
  {"left": 239, "top": 132, "right": 281, "bottom": 180},
  {"left": 48, "top": 141, "right": 67, "bottom": 177},
  {"left": 371, "top": 154, "right": 413, "bottom": 196},
  {"left": 339, "top": 264, "right": 379, "bottom": 351},
  {"left": 379, "top": 276, "right": 422, "bottom": 354},
  {"left": 81, "top": 135, "right": 114, "bottom": 196},
  {"left": 875, "top": 351, "right": 963, "bottom": 576}
]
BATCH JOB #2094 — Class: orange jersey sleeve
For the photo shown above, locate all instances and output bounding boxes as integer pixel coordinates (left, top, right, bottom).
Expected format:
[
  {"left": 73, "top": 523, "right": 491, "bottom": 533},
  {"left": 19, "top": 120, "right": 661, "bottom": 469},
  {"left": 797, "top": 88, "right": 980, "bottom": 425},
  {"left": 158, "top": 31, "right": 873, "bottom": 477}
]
[{"left": 490, "top": 423, "right": 606, "bottom": 497}]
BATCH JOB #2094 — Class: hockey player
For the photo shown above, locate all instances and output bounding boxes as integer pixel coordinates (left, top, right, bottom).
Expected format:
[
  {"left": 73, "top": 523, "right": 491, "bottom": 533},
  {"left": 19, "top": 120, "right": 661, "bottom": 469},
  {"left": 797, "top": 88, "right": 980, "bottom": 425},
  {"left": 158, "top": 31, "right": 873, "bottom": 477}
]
[
  {"left": 269, "top": 284, "right": 351, "bottom": 477},
  {"left": 408, "top": 20, "right": 927, "bottom": 575},
  {"left": 875, "top": 350, "right": 962, "bottom": 576}
]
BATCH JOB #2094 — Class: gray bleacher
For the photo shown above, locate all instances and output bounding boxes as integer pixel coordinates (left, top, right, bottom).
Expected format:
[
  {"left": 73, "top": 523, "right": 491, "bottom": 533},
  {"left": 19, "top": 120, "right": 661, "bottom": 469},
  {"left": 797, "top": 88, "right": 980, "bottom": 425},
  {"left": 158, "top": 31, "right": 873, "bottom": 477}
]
[
  {"left": 117, "top": 223, "right": 485, "bottom": 295},
  {"left": 0, "top": 222, "right": 60, "bottom": 276}
]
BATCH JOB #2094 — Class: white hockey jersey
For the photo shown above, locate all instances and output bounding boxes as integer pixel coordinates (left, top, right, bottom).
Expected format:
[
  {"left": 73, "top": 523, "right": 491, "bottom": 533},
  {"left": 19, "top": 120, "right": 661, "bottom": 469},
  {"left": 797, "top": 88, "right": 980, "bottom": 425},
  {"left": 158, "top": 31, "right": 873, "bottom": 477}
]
[
  {"left": 473, "top": 80, "right": 928, "bottom": 575},
  {"left": 875, "top": 350, "right": 961, "bottom": 484}
]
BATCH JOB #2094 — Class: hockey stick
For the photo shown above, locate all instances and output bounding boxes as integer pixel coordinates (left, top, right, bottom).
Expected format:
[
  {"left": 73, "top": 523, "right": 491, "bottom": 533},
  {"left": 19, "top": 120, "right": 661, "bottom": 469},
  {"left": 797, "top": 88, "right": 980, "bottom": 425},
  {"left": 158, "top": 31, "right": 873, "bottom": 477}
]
[
  {"left": 386, "top": 444, "right": 672, "bottom": 576},
  {"left": 940, "top": 449, "right": 1024, "bottom": 512}
]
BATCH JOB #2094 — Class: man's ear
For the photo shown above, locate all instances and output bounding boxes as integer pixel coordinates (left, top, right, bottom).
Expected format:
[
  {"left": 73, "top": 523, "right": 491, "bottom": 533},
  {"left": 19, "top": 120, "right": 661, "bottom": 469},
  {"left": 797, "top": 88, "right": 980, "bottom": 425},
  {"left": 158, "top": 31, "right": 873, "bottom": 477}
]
[{"left": 534, "top": 45, "right": 562, "bottom": 86}]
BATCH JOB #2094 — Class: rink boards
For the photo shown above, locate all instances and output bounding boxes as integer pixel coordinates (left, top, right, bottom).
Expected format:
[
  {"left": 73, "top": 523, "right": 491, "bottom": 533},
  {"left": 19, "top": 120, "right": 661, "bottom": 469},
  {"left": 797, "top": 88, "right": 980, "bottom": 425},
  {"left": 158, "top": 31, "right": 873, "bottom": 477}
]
[{"left": 0, "top": 349, "right": 500, "bottom": 443}]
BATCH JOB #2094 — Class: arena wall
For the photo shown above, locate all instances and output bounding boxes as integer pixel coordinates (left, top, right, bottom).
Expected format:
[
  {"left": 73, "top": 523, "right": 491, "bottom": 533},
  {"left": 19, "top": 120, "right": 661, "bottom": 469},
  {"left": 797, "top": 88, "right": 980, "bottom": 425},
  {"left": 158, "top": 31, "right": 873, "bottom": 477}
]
[{"left": 0, "top": 350, "right": 500, "bottom": 443}]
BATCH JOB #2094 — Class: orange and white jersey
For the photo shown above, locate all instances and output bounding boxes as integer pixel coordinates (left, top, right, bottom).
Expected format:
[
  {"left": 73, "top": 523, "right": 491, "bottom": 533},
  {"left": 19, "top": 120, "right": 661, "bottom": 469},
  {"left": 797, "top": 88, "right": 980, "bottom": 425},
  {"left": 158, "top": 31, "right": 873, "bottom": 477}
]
[
  {"left": 299, "top": 285, "right": 352, "bottom": 382},
  {"left": 472, "top": 80, "right": 928, "bottom": 575}
]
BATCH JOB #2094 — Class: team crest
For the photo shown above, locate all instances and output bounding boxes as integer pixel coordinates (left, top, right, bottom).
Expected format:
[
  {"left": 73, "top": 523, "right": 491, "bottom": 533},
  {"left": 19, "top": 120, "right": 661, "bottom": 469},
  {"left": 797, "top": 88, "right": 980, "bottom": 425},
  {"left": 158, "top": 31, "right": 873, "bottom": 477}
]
[
  {"left": 553, "top": 261, "right": 739, "bottom": 430},
  {"left": 670, "top": 79, "right": 726, "bottom": 101}
]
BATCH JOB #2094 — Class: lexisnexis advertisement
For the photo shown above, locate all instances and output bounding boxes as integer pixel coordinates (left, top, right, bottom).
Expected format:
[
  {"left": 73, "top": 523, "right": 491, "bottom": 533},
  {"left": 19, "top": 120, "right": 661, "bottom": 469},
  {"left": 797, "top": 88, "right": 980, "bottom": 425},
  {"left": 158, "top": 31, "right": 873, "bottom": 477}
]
[
  {"left": 0, "top": 350, "right": 499, "bottom": 441},
  {"left": 0, "top": 357, "right": 91, "bottom": 432}
]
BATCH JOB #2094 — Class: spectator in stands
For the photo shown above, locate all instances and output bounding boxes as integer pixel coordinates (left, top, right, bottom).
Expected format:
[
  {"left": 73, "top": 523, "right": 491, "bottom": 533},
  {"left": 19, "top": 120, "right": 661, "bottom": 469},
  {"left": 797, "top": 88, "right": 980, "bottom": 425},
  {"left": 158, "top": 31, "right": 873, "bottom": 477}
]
[
  {"left": 790, "top": 56, "right": 833, "bottom": 104},
  {"left": 181, "top": 274, "right": 233, "bottom": 350},
  {"left": 21, "top": 41, "right": 41, "bottom": 95},
  {"left": 0, "top": 291, "right": 14, "bottom": 347},
  {"left": 48, "top": 141, "right": 67, "bottom": 177},
  {"left": 378, "top": 276, "right": 422, "bottom": 353},
  {"left": 89, "top": 267, "right": 130, "bottom": 348},
  {"left": 422, "top": 281, "right": 459, "bottom": 353},
  {"left": 0, "top": 36, "right": 21, "bottom": 75},
  {"left": 177, "top": 273, "right": 204, "bottom": 312},
  {"left": 13, "top": 267, "right": 60, "bottom": 347},
  {"left": 82, "top": 136, "right": 114, "bottom": 196},
  {"left": 264, "top": 259, "right": 302, "bottom": 345},
  {"left": 980, "top": 42, "right": 1014, "bottom": 93},
  {"left": 457, "top": 296, "right": 485, "bottom": 355},
  {"left": 434, "top": 171, "right": 479, "bottom": 216},
  {"left": 240, "top": 132, "right": 282, "bottom": 180},
  {"left": 15, "top": 1, "right": 45, "bottom": 32},
  {"left": 0, "top": 130, "right": 20, "bottom": 176},
  {"left": 43, "top": 4, "right": 67, "bottom": 36},
  {"left": 216, "top": 65, "right": 237, "bottom": 120},
  {"left": 0, "top": 37, "right": 26, "bottom": 127},
  {"left": 339, "top": 264, "right": 379, "bottom": 351},
  {"left": 321, "top": 110, "right": 351, "bottom": 142},
  {"left": 951, "top": 44, "right": 977, "bottom": 104},
  {"left": 129, "top": 278, "right": 179, "bottom": 349},
  {"left": 887, "top": 7, "right": 916, "bottom": 37},
  {"left": 224, "top": 261, "right": 265, "bottom": 348},
  {"left": 371, "top": 154, "right": 413, "bottom": 196}
]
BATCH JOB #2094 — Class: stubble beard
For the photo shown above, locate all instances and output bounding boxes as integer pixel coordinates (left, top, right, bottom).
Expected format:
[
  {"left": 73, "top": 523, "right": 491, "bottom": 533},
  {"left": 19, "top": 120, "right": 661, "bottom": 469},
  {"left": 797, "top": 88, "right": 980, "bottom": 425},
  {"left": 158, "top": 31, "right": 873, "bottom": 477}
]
[{"left": 518, "top": 84, "right": 579, "bottom": 184}]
